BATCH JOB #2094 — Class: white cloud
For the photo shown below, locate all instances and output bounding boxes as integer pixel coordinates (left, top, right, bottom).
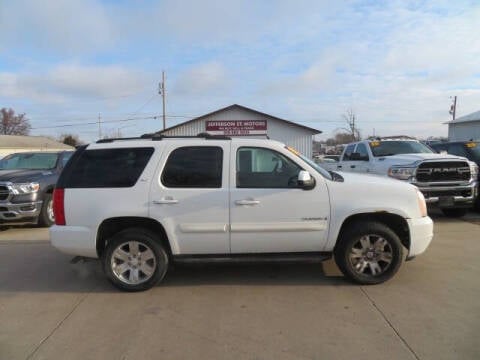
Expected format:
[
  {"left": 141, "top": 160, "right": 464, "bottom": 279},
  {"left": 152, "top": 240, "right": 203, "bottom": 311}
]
[
  {"left": 0, "top": 0, "right": 113, "bottom": 54},
  {"left": 173, "top": 62, "right": 231, "bottom": 95},
  {"left": 0, "top": 64, "right": 147, "bottom": 103}
]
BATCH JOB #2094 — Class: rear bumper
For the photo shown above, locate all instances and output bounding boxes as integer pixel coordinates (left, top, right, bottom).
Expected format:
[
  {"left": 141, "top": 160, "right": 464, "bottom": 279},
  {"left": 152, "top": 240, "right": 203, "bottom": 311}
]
[
  {"left": 0, "top": 201, "right": 42, "bottom": 224},
  {"left": 50, "top": 225, "right": 98, "bottom": 258},
  {"left": 407, "top": 216, "right": 434, "bottom": 258}
]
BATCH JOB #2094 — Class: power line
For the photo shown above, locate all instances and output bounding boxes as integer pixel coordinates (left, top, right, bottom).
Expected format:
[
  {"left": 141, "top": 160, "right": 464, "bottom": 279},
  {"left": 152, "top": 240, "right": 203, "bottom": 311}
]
[{"left": 31, "top": 115, "right": 161, "bottom": 130}]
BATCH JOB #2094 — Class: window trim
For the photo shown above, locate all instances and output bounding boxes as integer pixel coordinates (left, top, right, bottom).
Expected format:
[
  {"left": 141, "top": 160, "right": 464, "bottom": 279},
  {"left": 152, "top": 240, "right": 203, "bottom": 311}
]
[
  {"left": 235, "top": 146, "right": 303, "bottom": 189},
  {"left": 160, "top": 145, "right": 224, "bottom": 189}
]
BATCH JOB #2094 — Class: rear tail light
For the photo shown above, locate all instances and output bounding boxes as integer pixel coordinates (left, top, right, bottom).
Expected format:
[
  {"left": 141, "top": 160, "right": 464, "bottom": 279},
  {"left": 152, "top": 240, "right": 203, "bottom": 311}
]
[{"left": 53, "top": 188, "right": 66, "bottom": 225}]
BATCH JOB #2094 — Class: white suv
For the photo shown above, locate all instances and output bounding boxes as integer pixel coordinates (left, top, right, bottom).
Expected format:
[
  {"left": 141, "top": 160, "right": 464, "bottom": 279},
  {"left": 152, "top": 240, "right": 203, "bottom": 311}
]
[{"left": 50, "top": 134, "right": 433, "bottom": 291}]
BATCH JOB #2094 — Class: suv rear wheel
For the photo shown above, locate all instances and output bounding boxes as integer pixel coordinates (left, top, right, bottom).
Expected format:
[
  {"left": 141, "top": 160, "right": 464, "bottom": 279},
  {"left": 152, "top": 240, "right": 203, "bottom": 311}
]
[
  {"left": 334, "top": 221, "right": 403, "bottom": 285},
  {"left": 103, "top": 228, "right": 169, "bottom": 291}
]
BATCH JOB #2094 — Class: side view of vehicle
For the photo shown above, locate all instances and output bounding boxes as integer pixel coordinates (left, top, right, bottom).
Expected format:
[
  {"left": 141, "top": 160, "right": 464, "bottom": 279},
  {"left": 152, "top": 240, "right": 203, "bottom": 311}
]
[
  {"left": 0, "top": 151, "right": 73, "bottom": 226},
  {"left": 325, "top": 137, "right": 479, "bottom": 217},
  {"left": 50, "top": 134, "right": 433, "bottom": 291}
]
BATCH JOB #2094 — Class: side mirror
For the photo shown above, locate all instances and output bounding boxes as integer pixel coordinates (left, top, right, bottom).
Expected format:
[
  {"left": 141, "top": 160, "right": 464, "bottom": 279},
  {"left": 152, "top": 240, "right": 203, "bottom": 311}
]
[{"left": 298, "top": 170, "right": 315, "bottom": 190}]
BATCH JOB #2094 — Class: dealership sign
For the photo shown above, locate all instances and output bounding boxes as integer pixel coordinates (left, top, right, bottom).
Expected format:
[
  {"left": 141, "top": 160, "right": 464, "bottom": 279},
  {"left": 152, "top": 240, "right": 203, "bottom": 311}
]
[{"left": 206, "top": 120, "right": 267, "bottom": 136}]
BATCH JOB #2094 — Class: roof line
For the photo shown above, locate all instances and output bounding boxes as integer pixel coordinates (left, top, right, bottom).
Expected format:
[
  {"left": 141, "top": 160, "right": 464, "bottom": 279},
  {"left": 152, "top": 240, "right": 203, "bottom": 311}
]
[{"left": 157, "top": 104, "right": 322, "bottom": 135}]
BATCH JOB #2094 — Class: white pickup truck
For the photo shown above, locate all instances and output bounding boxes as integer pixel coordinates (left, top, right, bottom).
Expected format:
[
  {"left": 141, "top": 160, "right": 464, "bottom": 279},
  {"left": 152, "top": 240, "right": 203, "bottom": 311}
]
[
  {"left": 326, "top": 138, "right": 479, "bottom": 217},
  {"left": 51, "top": 135, "right": 433, "bottom": 291}
]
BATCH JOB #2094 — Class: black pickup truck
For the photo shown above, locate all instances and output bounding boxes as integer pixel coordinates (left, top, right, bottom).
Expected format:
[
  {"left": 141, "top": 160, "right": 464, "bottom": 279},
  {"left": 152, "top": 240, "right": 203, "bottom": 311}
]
[{"left": 0, "top": 151, "right": 73, "bottom": 226}]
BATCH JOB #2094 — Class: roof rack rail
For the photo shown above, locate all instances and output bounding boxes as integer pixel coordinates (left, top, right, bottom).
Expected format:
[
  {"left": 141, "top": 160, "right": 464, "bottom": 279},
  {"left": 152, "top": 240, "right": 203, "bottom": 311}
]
[{"left": 96, "top": 133, "right": 231, "bottom": 144}]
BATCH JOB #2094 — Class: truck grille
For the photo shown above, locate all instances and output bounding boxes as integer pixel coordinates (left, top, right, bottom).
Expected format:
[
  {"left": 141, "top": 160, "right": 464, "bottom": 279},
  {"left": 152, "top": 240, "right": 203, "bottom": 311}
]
[
  {"left": 0, "top": 185, "right": 10, "bottom": 201},
  {"left": 416, "top": 161, "right": 471, "bottom": 182}
]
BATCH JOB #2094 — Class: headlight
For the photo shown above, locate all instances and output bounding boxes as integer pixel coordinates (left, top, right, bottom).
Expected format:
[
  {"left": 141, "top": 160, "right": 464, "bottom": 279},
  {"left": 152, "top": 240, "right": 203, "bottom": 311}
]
[
  {"left": 416, "top": 189, "right": 428, "bottom": 217},
  {"left": 9, "top": 182, "right": 40, "bottom": 195},
  {"left": 388, "top": 166, "right": 415, "bottom": 180},
  {"left": 470, "top": 162, "right": 479, "bottom": 178}
]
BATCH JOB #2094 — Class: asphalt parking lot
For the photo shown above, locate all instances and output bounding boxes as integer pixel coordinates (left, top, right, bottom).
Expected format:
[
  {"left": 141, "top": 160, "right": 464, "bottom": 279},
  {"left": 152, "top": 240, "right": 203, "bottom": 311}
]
[{"left": 1, "top": 211, "right": 479, "bottom": 360}]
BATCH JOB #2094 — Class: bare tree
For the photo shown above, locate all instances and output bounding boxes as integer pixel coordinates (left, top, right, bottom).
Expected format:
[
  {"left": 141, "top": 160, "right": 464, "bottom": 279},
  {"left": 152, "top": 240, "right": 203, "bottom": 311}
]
[
  {"left": 0, "top": 108, "right": 31, "bottom": 135},
  {"left": 336, "top": 108, "right": 360, "bottom": 142},
  {"left": 59, "top": 133, "right": 83, "bottom": 147}
]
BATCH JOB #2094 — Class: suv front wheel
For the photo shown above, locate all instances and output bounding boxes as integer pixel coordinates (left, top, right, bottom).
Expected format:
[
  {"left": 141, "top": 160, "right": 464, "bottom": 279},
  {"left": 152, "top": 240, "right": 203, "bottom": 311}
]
[
  {"left": 334, "top": 221, "right": 403, "bottom": 285},
  {"left": 103, "top": 228, "right": 169, "bottom": 291}
]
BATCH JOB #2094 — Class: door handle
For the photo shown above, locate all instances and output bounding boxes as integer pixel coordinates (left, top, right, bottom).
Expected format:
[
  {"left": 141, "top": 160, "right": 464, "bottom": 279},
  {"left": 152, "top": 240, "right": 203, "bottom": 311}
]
[
  {"left": 350, "top": 165, "right": 356, "bottom": 169},
  {"left": 235, "top": 199, "right": 260, "bottom": 206},
  {"left": 337, "top": 165, "right": 342, "bottom": 169},
  {"left": 153, "top": 197, "right": 179, "bottom": 205}
]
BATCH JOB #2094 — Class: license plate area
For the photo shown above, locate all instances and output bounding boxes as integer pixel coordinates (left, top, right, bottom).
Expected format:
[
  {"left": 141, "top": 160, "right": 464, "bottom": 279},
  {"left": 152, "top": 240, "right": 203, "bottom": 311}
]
[{"left": 438, "top": 196, "right": 455, "bottom": 207}]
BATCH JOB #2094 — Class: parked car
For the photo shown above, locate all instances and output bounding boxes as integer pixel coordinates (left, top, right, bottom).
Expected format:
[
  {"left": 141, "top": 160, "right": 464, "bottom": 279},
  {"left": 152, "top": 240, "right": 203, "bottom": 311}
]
[
  {"left": 430, "top": 141, "right": 480, "bottom": 209},
  {"left": 330, "top": 137, "right": 478, "bottom": 217},
  {"left": 50, "top": 134, "right": 433, "bottom": 291},
  {"left": 0, "top": 151, "right": 73, "bottom": 226}
]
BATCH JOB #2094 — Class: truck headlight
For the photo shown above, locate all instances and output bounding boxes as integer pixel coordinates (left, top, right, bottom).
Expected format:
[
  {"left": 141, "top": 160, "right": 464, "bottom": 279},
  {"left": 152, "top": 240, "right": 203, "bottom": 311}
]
[
  {"left": 388, "top": 166, "right": 415, "bottom": 180},
  {"left": 416, "top": 189, "right": 428, "bottom": 217},
  {"left": 470, "top": 163, "right": 479, "bottom": 178},
  {"left": 9, "top": 182, "right": 40, "bottom": 195}
]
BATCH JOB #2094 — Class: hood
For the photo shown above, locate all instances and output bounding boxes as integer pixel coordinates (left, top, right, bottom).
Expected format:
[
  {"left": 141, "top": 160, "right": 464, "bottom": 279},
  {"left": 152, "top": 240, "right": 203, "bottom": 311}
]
[
  {"left": 376, "top": 152, "right": 468, "bottom": 165},
  {"left": 336, "top": 171, "right": 412, "bottom": 188},
  {"left": 0, "top": 169, "right": 54, "bottom": 183}
]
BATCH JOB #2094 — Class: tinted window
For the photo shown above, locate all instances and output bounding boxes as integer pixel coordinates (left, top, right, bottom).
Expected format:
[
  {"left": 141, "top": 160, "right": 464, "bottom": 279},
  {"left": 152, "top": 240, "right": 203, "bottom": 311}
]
[
  {"left": 236, "top": 147, "right": 302, "bottom": 188},
  {"left": 162, "top": 147, "right": 223, "bottom": 188},
  {"left": 64, "top": 148, "right": 154, "bottom": 188},
  {"left": 343, "top": 144, "right": 356, "bottom": 160},
  {"left": 354, "top": 143, "right": 369, "bottom": 160},
  {"left": 446, "top": 144, "right": 469, "bottom": 158}
]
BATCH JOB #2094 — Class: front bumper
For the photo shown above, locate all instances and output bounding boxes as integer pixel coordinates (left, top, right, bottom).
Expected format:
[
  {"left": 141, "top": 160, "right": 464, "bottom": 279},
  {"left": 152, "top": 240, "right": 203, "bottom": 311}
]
[
  {"left": 0, "top": 201, "right": 42, "bottom": 224},
  {"left": 415, "top": 180, "right": 478, "bottom": 208},
  {"left": 407, "top": 216, "right": 434, "bottom": 258}
]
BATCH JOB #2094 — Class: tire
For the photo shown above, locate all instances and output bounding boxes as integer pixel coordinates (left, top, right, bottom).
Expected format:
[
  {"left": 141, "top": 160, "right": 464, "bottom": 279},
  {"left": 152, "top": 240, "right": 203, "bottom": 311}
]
[
  {"left": 38, "top": 193, "right": 55, "bottom": 227},
  {"left": 441, "top": 208, "right": 468, "bottom": 218},
  {"left": 103, "top": 228, "right": 169, "bottom": 292},
  {"left": 334, "top": 221, "right": 403, "bottom": 285}
]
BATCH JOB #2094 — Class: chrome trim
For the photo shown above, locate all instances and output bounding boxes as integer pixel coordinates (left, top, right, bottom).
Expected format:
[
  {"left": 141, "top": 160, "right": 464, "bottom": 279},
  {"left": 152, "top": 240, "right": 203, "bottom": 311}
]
[{"left": 0, "top": 201, "right": 42, "bottom": 221}]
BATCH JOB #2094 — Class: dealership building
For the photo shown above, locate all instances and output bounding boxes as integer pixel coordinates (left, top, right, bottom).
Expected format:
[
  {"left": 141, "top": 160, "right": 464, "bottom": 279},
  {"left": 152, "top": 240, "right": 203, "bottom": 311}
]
[
  {"left": 156, "top": 104, "right": 321, "bottom": 158},
  {"left": 446, "top": 110, "right": 480, "bottom": 141}
]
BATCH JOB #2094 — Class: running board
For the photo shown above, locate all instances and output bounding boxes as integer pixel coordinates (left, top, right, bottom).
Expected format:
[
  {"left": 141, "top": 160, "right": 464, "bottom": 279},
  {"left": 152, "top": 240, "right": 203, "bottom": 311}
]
[{"left": 172, "top": 252, "right": 332, "bottom": 265}]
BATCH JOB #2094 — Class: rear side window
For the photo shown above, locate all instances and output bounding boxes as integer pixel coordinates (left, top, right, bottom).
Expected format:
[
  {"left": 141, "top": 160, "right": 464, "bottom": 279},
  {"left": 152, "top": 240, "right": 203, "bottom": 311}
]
[
  {"left": 64, "top": 148, "right": 154, "bottom": 188},
  {"left": 161, "top": 146, "right": 223, "bottom": 188}
]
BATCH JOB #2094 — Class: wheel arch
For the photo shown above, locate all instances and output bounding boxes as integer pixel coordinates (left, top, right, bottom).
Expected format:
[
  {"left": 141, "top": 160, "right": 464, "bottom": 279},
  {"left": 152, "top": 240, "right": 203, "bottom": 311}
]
[
  {"left": 334, "top": 212, "right": 410, "bottom": 252},
  {"left": 96, "top": 217, "right": 172, "bottom": 258}
]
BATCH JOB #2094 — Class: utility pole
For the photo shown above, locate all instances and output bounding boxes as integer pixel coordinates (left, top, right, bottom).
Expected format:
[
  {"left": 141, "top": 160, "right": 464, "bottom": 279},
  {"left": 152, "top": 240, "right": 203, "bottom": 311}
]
[
  {"left": 449, "top": 96, "right": 457, "bottom": 121},
  {"left": 159, "top": 71, "right": 166, "bottom": 130},
  {"left": 98, "top": 113, "right": 102, "bottom": 139}
]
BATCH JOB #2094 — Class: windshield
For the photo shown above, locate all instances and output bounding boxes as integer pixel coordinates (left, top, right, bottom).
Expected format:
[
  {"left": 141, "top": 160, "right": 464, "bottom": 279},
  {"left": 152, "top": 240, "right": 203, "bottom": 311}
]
[
  {"left": 369, "top": 141, "right": 434, "bottom": 157},
  {"left": 285, "top": 146, "right": 332, "bottom": 180},
  {"left": 0, "top": 153, "right": 59, "bottom": 170},
  {"left": 468, "top": 143, "right": 480, "bottom": 162}
]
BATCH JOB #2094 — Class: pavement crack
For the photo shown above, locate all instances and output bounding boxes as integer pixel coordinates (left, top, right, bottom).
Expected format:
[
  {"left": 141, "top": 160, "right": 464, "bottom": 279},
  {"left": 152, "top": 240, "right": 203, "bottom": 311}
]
[
  {"left": 360, "top": 287, "right": 420, "bottom": 360},
  {"left": 25, "top": 291, "right": 91, "bottom": 360}
]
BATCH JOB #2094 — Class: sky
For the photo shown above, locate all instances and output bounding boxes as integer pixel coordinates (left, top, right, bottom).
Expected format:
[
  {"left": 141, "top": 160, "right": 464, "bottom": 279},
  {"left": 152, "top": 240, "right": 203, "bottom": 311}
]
[{"left": 1, "top": 0, "right": 480, "bottom": 143}]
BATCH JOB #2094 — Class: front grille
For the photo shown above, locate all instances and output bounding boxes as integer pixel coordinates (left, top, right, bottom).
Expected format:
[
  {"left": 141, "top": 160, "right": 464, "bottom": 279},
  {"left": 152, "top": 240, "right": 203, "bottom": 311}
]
[
  {"left": 416, "top": 161, "right": 470, "bottom": 182},
  {"left": 0, "top": 185, "right": 10, "bottom": 201}
]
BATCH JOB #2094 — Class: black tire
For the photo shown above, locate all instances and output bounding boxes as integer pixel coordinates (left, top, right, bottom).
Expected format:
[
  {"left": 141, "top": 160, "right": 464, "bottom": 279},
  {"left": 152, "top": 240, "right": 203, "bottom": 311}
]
[
  {"left": 103, "top": 228, "right": 169, "bottom": 292},
  {"left": 441, "top": 208, "right": 468, "bottom": 218},
  {"left": 334, "top": 221, "right": 403, "bottom": 285},
  {"left": 38, "top": 193, "right": 55, "bottom": 227}
]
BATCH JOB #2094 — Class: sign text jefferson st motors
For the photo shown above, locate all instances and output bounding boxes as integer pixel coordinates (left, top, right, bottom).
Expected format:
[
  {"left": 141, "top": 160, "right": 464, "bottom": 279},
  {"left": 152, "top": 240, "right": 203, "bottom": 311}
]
[{"left": 206, "top": 120, "right": 267, "bottom": 135}]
